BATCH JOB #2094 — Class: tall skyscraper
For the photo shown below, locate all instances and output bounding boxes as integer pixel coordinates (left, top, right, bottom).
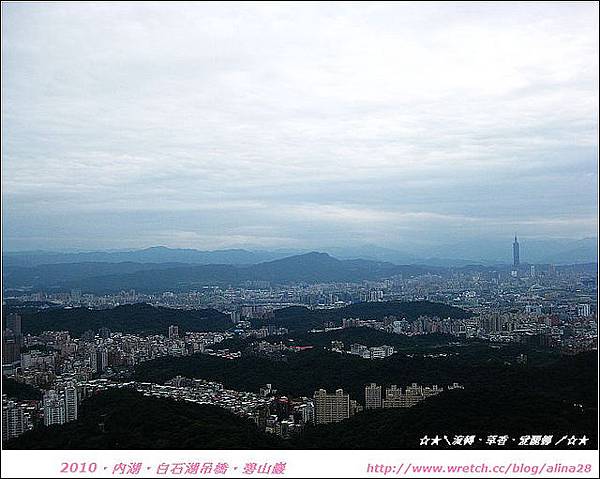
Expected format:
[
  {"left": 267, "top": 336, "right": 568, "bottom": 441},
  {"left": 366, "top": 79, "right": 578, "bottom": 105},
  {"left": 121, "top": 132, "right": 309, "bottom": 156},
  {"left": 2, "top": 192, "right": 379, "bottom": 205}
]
[
  {"left": 365, "top": 383, "right": 382, "bottom": 409},
  {"left": 513, "top": 235, "right": 520, "bottom": 267},
  {"left": 313, "top": 389, "right": 350, "bottom": 424}
]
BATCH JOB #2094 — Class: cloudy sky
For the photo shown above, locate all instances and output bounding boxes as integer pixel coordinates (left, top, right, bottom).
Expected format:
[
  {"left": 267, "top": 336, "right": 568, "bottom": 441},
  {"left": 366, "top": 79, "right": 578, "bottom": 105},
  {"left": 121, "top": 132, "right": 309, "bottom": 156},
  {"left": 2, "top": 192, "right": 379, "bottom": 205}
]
[{"left": 2, "top": 2, "right": 598, "bottom": 252}]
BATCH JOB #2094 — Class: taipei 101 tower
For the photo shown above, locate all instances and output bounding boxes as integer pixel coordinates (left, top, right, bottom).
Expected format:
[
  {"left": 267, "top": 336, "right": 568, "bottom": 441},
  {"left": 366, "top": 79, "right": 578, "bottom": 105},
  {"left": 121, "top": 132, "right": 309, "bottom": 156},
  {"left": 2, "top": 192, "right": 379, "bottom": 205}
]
[{"left": 513, "top": 235, "right": 520, "bottom": 267}]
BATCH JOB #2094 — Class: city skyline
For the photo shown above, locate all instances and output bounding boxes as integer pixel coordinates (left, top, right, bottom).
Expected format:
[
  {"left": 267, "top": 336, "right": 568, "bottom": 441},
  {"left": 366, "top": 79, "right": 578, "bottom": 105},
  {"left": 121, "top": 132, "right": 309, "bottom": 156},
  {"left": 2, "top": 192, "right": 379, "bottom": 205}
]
[{"left": 2, "top": 2, "right": 598, "bottom": 252}]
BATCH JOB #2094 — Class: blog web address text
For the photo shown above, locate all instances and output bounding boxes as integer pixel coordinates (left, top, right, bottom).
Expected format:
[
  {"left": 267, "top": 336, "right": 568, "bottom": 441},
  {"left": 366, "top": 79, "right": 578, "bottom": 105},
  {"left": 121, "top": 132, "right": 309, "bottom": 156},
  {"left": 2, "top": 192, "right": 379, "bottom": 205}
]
[
  {"left": 2, "top": 451, "right": 599, "bottom": 478},
  {"left": 366, "top": 462, "right": 594, "bottom": 476}
]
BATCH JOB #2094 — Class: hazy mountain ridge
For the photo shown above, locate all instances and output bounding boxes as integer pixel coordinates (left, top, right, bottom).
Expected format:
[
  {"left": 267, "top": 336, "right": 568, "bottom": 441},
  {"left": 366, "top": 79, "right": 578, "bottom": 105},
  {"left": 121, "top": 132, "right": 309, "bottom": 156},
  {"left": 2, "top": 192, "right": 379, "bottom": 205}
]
[
  {"left": 3, "top": 237, "right": 597, "bottom": 268},
  {"left": 3, "top": 252, "right": 437, "bottom": 293},
  {"left": 3, "top": 251, "right": 596, "bottom": 294},
  {"left": 2, "top": 246, "right": 288, "bottom": 267}
]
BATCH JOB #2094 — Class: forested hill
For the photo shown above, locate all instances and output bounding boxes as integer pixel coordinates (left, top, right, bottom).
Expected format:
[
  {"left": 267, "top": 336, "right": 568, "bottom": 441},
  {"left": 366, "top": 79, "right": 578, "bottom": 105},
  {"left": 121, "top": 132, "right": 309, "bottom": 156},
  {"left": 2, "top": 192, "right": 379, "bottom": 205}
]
[
  {"left": 2, "top": 377, "right": 42, "bottom": 401},
  {"left": 258, "top": 300, "right": 472, "bottom": 332},
  {"left": 4, "top": 389, "right": 284, "bottom": 450},
  {"left": 291, "top": 386, "right": 597, "bottom": 449},
  {"left": 11, "top": 303, "right": 231, "bottom": 337},
  {"left": 5, "top": 364, "right": 596, "bottom": 450},
  {"left": 6, "top": 300, "right": 470, "bottom": 336},
  {"left": 134, "top": 345, "right": 596, "bottom": 409}
]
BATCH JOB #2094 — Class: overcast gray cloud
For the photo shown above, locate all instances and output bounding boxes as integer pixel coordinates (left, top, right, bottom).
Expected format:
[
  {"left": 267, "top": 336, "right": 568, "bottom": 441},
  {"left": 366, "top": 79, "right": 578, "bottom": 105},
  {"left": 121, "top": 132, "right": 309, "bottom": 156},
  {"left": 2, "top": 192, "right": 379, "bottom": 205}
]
[{"left": 1, "top": 2, "right": 598, "bottom": 251}]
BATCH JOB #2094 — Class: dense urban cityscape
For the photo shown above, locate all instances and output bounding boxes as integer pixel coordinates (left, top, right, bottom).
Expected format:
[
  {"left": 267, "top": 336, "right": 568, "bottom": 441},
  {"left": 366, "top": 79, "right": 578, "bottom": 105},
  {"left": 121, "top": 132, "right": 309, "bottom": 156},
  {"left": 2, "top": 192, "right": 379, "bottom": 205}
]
[{"left": 2, "top": 237, "right": 597, "bottom": 447}]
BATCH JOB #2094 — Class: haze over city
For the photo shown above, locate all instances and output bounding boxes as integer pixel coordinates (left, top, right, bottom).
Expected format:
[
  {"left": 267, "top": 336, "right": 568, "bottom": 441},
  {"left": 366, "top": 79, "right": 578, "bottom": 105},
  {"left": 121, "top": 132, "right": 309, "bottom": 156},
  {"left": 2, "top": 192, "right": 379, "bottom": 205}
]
[{"left": 1, "top": 2, "right": 598, "bottom": 254}]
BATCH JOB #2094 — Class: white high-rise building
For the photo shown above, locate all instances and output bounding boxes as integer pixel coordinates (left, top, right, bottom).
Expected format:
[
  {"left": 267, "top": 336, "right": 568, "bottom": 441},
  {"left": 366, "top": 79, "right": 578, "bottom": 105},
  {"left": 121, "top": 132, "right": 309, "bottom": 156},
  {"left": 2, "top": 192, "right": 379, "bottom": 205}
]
[
  {"left": 313, "top": 389, "right": 350, "bottom": 424},
  {"left": 2, "top": 396, "right": 28, "bottom": 441},
  {"left": 577, "top": 304, "right": 591, "bottom": 317},
  {"left": 63, "top": 383, "right": 78, "bottom": 423},
  {"left": 365, "top": 383, "right": 382, "bottom": 409},
  {"left": 43, "top": 390, "right": 66, "bottom": 426},
  {"left": 43, "top": 383, "right": 79, "bottom": 426},
  {"left": 382, "top": 385, "right": 405, "bottom": 408}
]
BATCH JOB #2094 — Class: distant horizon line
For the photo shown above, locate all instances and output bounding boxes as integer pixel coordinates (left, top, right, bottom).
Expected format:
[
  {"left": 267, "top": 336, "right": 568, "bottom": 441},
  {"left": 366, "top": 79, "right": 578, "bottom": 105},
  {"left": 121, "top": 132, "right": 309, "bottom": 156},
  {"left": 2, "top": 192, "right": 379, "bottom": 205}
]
[{"left": 2, "top": 235, "right": 598, "bottom": 255}]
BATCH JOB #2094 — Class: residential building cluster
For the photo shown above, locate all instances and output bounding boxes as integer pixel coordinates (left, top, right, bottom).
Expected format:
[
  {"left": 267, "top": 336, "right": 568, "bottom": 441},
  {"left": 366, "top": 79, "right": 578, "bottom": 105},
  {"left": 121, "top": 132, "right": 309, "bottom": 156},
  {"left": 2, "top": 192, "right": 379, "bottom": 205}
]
[
  {"left": 2, "top": 395, "right": 35, "bottom": 441},
  {"left": 239, "top": 324, "right": 289, "bottom": 339},
  {"left": 348, "top": 343, "right": 396, "bottom": 359},
  {"left": 5, "top": 325, "right": 237, "bottom": 387},
  {"left": 364, "top": 382, "right": 445, "bottom": 409},
  {"left": 42, "top": 381, "right": 78, "bottom": 426}
]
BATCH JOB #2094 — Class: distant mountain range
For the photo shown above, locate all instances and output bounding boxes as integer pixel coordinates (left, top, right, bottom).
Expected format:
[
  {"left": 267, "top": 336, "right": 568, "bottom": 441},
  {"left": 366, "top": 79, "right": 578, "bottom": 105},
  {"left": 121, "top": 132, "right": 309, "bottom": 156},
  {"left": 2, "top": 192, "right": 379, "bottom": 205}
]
[
  {"left": 1, "top": 246, "right": 286, "bottom": 267},
  {"left": 3, "top": 250, "right": 596, "bottom": 294},
  {"left": 2, "top": 252, "right": 444, "bottom": 293},
  {"left": 3, "top": 237, "right": 597, "bottom": 268}
]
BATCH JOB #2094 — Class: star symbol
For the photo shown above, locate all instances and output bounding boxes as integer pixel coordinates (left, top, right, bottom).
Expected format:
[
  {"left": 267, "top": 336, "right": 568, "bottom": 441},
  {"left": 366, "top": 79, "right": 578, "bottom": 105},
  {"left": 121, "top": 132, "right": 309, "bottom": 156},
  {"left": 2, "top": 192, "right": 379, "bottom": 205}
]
[
  {"left": 420, "top": 435, "right": 430, "bottom": 446},
  {"left": 430, "top": 435, "right": 442, "bottom": 446},
  {"left": 579, "top": 435, "right": 589, "bottom": 446},
  {"left": 567, "top": 435, "right": 578, "bottom": 445}
]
